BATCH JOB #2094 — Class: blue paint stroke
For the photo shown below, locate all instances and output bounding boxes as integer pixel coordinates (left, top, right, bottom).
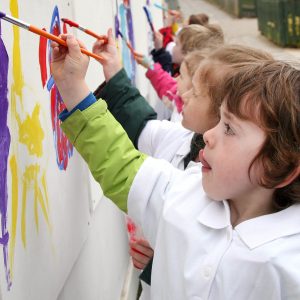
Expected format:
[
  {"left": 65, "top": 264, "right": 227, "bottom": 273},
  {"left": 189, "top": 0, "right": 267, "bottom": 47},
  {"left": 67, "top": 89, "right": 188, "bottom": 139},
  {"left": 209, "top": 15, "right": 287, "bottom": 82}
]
[
  {"left": 126, "top": 0, "right": 136, "bottom": 84},
  {"left": 119, "top": 4, "right": 132, "bottom": 81},
  {"left": 0, "top": 21, "right": 12, "bottom": 290},
  {"left": 48, "top": 6, "right": 73, "bottom": 170},
  {"left": 119, "top": 1, "right": 136, "bottom": 85}
]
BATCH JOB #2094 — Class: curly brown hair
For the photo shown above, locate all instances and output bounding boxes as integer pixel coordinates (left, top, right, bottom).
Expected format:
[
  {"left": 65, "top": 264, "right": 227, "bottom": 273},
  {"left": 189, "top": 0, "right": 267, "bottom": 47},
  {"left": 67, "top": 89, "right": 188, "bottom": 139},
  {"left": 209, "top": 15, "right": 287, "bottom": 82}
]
[{"left": 221, "top": 60, "right": 300, "bottom": 208}]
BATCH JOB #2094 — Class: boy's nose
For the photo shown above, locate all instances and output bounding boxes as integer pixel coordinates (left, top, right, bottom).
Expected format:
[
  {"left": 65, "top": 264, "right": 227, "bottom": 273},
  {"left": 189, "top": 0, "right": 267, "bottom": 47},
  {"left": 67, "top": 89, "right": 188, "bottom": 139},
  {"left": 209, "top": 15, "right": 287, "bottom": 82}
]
[{"left": 203, "top": 127, "right": 215, "bottom": 147}]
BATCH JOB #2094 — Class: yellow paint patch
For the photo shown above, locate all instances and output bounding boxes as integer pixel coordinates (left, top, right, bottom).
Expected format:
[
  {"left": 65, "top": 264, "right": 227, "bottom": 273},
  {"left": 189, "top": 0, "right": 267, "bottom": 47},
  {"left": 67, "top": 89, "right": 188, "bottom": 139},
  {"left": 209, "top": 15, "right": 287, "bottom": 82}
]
[
  {"left": 7, "top": 0, "right": 51, "bottom": 278},
  {"left": 21, "top": 165, "right": 52, "bottom": 248},
  {"left": 10, "top": 0, "right": 24, "bottom": 101},
  {"left": 18, "top": 105, "right": 44, "bottom": 157}
]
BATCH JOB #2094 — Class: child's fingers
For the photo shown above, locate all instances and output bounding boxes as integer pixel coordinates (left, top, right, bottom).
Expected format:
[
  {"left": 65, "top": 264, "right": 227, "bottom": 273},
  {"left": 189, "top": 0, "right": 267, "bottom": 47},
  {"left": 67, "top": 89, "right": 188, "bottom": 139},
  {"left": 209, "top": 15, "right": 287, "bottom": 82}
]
[
  {"left": 107, "top": 28, "right": 116, "bottom": 46},
  {"left": 134, "top": 55, "right": 144, "bottom": 64},
  {"left": 129, "top": 240, "right": 154, "bottom": 258},
  {"left": 51, "top": 37, "right": 67, "bottom": 61},
  {"left": 92, "top": 40, "right": 105, "bottom": 55},
  {"left": 76, "top": 38, "right": 87, "bottom": 49},
  {"left": 133, "top": 51, "right": 144, "bottom": 58},
  {"left": 129, "top": 248, "right": 152, "bottom": 270},
  {"left": 131, "top": 258, "right": 148, "bottom": 270},
  {"left": 64, "top": 34, "right": 83, "bottom": 59}
]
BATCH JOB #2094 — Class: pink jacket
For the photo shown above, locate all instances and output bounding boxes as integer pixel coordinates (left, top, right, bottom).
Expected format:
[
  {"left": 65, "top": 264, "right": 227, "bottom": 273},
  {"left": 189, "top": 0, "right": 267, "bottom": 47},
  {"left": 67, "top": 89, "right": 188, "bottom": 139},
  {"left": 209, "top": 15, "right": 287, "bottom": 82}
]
[{"left": 146, "top": 63, "right": 183, "bottom": 113}]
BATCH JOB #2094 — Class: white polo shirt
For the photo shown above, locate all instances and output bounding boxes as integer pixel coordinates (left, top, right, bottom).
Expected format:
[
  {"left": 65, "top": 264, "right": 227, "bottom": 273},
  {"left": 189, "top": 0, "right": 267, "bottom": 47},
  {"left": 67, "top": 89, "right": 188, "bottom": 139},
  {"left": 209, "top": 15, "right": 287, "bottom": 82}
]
[
  {"left": 138, "top": 120, "right": 193, "bottom": 170},
  {"left": 128, "top": 157, "right": 300, "bottom": 300}
]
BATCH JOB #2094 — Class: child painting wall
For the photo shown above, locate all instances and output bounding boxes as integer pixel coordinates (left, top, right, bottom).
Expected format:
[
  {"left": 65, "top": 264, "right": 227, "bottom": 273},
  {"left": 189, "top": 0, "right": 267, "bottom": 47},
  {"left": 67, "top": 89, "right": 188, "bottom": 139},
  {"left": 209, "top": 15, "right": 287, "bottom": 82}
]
[{"left": 0, "top": 1, "right": 164, "bottom": 299}]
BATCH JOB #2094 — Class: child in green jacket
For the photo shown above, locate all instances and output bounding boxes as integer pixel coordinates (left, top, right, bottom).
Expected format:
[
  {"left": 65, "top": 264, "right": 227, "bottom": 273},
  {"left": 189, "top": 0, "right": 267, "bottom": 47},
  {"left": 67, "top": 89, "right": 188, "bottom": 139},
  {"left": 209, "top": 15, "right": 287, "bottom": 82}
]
[{"left": 51, "top": 34, "right": 300, "bottom": 300}]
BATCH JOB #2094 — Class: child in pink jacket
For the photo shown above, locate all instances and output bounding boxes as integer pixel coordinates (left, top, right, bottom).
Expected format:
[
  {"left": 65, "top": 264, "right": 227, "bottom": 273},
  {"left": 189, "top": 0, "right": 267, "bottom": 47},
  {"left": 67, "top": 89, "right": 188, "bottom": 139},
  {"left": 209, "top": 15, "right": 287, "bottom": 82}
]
[{"left": 136, "top": 24, "right": 224, "bottom": 120}]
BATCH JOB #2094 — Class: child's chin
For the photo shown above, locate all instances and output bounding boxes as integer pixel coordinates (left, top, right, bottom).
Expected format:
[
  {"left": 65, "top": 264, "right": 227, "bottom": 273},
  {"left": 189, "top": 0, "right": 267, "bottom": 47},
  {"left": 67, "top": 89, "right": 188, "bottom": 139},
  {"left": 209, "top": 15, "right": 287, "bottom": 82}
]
[{"left": 203, "top": 186, "right": 223, "bottom": 202}]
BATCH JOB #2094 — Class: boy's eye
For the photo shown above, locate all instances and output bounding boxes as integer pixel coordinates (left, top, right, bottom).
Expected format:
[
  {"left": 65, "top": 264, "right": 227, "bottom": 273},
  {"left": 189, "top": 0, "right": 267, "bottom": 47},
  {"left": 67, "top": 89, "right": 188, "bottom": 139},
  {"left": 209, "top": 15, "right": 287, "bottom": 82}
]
[{"left": 224, "top": 123, "right": 234, "bottom": 135}]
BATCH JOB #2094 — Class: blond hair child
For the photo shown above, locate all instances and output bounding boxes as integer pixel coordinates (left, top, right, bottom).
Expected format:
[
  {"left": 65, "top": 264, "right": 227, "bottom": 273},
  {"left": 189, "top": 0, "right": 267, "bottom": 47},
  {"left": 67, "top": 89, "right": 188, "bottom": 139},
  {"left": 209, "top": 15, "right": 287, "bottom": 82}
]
[{"left": 135, "top": 24, "right": 224, "bottom": 121}]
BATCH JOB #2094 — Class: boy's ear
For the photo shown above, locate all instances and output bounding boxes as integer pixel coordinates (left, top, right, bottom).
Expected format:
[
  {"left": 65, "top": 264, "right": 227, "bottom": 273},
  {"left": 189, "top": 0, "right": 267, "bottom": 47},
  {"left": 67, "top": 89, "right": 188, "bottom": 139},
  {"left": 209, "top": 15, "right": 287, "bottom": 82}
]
[{"left": 276, "top": 165, "right": 300, "bottom": 188}]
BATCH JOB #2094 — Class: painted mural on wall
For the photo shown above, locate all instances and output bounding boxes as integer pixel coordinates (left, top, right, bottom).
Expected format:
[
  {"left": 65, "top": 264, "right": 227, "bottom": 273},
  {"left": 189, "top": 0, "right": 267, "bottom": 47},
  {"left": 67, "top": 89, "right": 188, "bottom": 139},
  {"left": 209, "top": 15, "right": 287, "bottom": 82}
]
[
  {"left": 114, "top": 0, "right": 136, "bottom": 85},
  {"left": 1, "top": 0, "right": 52, "bottom": 291},
  {"left": 40, "top": 6, "right": 73, "bottom": 171},
  {"left": 0, "top": 2, "right": 90, "bottom": 299},
  {"left": 0, "top": 20, "right": 12, "bottom": 290}
]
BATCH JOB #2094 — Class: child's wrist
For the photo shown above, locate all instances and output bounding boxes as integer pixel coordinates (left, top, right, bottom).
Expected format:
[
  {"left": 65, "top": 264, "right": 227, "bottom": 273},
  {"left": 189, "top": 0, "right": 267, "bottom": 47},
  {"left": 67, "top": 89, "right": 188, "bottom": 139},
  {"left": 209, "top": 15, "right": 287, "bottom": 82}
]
[
  {"left": 57, "top": 80, "right": 90, "bottom": 111},
  {"left": 104, "top": 63, "right": 122, "bottom": 82},
  {"left": 142, "top": 56, "right": 154, "bottom": 70}
]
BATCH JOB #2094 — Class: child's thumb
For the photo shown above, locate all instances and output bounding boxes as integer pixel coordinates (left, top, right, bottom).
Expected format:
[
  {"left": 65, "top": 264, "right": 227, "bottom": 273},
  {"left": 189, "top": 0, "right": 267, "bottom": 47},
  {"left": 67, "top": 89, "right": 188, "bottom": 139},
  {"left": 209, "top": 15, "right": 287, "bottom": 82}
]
[
  {"left": 65, "top": 34, "right": 81, "bottom": 57},
  {"left": 107, "top": 28, "right": 115, "bottom": 44}
]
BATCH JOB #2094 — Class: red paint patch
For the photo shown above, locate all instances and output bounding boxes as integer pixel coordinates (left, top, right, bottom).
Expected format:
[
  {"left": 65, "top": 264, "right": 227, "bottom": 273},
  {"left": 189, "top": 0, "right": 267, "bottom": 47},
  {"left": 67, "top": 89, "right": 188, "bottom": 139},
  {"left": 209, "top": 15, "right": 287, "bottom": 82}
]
[{"left": 38, "top": 29, "right": 48, "bottom": 88}]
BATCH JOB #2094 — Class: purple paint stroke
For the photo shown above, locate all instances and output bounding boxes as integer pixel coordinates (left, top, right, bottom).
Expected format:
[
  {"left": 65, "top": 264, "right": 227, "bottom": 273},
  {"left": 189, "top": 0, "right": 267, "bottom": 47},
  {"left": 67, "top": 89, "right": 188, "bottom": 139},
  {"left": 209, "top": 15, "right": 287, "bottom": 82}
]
[
  {"left": 125, "top": 1, "right": 136, "bottom": 85},
  {"left": 0, "top": 21, "right": 12, "bottom": 290},
  {"left": 114, "top": 14, "right": 120, "bottom": 38}
]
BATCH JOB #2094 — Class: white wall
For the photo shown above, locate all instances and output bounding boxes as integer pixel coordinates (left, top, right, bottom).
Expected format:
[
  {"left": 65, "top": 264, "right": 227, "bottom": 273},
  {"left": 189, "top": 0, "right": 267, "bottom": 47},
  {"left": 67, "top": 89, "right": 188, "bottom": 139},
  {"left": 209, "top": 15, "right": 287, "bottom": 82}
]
[{"left": 0, "top": 0, "right": 164, "bottom": 300}]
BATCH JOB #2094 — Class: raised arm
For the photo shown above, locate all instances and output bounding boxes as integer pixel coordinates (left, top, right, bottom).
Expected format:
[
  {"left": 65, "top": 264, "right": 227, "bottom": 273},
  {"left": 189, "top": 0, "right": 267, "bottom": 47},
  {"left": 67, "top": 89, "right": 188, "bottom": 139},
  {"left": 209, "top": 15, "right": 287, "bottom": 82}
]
[
  {"left": 92, "top": 29, "right": 157, "bottom": 147},
  {"left": 51, "top": 34, "right": 147, "bottom": 211}
]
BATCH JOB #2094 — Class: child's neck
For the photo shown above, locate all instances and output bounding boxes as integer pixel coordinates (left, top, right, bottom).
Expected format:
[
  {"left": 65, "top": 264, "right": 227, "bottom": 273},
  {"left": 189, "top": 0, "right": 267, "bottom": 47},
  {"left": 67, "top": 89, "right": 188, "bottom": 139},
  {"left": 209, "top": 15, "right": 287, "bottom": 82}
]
[{"left": 228, "top": 189, "right": 276, "bottom": 227}]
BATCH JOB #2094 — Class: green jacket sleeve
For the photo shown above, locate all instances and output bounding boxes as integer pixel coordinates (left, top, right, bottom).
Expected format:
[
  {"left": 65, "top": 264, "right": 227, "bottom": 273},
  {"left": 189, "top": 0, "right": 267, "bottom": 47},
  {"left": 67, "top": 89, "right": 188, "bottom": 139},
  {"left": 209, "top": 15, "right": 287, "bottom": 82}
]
[
  {"left": 93, "top": 69, "right": 157, "bottom": 147},
  {"left": 61, "top": 100, "right": 147, "bottom": 212}
]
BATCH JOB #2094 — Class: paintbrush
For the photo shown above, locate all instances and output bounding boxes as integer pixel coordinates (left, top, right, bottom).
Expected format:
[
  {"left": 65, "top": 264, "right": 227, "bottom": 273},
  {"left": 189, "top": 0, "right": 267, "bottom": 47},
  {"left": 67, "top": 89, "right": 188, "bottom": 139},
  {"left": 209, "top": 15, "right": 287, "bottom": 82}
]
[
  {"left": 153, "top": 3, "right": 180, "bottom": 17},
  {"left": 61, "top": 18, "right": 108, "bottom": 43},
  {"left": 0, "top": 11, "right": 104, "bottom": 61},
  {"left": 116, "top": 29, "right": 136, "bottom": 56},
  {"left": 116, "top": 29, "right": 143, "bottom": 59},
  {"left": 143, "top": 6, "right": 155, "bottom": 33}
]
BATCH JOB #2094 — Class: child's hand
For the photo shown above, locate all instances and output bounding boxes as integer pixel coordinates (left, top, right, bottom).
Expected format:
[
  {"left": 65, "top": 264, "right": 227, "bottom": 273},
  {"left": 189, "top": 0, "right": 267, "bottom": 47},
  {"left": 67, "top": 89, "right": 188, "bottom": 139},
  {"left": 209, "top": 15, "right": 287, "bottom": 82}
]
[
  {"left": 153, "top": 31, "right": 163, "bottom": 50},
  {"left": 51, "top": 34, "right": 90, "bottom": 111},
  {"left": 129, "top": 239, "right": 154, "bottom": 270},
  {"left": 92, "top": 28, "right": 122, "bottom": 81},
  {"left": 134, "top": 54, "right": 153, "bottom": 70}
]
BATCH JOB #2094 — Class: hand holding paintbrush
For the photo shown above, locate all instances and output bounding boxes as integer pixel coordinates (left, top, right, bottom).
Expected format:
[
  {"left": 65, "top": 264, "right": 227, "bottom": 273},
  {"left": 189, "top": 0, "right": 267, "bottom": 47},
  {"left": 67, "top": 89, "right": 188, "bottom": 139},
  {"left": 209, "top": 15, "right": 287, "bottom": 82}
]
[
  {"left": 0, "top": 11, "right": 104, "bottom": 62},
  {"left": 92, "top": 28, "right": 124, "bottom": 82},
  {"left": 51, "top": 34, "right": 90, "bottom": 111}
]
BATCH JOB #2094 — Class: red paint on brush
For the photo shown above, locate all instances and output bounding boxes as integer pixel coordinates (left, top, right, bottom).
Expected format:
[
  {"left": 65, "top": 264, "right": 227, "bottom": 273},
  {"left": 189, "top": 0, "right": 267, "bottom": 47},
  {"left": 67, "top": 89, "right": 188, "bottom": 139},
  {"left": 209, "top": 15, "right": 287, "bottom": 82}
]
[
  {"left": 61, "top": 18, "right": 79, "bottom": 28},
  {"left": 62, "top": 18, "right": 108, "bottom": 43}
]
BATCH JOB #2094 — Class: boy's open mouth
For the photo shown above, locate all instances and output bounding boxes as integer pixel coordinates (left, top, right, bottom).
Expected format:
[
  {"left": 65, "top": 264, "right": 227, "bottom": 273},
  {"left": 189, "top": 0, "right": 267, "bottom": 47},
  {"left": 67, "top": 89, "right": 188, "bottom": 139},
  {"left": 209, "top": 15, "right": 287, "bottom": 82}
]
[{"left": 199, "top": 149, "right": 211, "bottom": 171}]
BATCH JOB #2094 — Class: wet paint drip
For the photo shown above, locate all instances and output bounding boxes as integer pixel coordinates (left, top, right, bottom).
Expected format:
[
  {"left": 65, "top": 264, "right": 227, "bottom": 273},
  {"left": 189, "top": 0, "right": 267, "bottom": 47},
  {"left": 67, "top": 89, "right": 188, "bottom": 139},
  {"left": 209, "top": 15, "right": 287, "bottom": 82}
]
[
  {"left": 46, "top": 6, "right": 73, "bottom": 170},
  {"left": 0, "top": 20, "right": 12, "bottom": 290}
]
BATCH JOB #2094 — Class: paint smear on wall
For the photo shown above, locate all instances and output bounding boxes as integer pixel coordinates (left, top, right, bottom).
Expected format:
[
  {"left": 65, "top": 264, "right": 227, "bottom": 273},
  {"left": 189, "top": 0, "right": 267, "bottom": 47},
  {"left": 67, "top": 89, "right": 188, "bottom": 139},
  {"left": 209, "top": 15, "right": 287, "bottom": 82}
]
[
  {"left": 18, "top": 105, "right": 44, "bottom": 157},
  {"left": 41, "top": 6, "right": 73, "bottom": 170},
  {"left": 38, "top": 32, "right": 48, "bottom": 88},
  {"left": 21, "top": 165, "right": 51, "bottom": 247},
  {"left": 7, "top": 0, "right": 52, "bottom": 288},
  {"left": 116, "top": 0, "right": 136, "bottom": 85},
  {"left": 0, "top": 20, "right": 12, "bottom": 290}
]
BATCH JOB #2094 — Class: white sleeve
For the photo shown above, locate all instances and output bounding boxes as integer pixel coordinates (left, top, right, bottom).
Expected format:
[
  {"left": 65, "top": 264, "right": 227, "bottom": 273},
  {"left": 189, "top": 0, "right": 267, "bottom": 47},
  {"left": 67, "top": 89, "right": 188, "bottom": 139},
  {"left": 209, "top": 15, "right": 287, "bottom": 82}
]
[
  {"left": 127, "top": 157, "right": 181, "bottom": 246},
  {"left": 138, "top": 120, "right": 193, "bottom": 158}
]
